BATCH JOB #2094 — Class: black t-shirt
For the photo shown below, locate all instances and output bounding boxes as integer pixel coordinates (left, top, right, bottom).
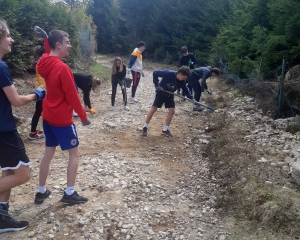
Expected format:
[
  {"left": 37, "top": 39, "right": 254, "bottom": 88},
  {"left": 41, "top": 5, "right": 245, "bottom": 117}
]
[{"left": 180, "top": 53, "right": 196, "bottom": 69}]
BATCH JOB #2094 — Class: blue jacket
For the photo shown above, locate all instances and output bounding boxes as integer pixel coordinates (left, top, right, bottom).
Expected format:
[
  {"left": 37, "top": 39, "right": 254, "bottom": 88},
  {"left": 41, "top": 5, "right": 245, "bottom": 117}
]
[
  {"left": 153, "top": 70, "right": 193, "bottom": 99},
  {"left": 191, "top": 66, "right": 212, "bottom": 81}
]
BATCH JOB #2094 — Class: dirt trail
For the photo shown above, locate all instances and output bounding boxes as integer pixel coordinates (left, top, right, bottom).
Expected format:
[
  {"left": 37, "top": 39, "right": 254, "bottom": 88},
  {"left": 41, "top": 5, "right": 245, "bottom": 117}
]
[{"left": 2, "top": 55, "right": 226, "bottom": 240}]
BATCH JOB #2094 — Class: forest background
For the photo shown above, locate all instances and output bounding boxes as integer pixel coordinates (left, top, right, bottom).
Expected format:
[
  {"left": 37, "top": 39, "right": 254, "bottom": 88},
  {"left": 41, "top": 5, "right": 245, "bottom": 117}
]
[{"left": 1, "top": 0, "right": 300, "bottom": 116}]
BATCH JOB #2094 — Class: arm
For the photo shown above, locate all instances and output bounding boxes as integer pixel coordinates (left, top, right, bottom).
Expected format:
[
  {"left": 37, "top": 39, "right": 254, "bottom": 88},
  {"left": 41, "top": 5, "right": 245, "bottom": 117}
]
[
  {"left": 179, "top": 56, "right": 184, "bottom": 66},
  {"left": 3, "top": 85, "right": 37, "bottom": 107},
  {"left": 61, "top": 68, "right": 88, "bottom": 122},
  {"left": 182, "top": 83, "right": 193, "bottom": 100},
  {"left": 44, "top": 38, "right": 50, "bottom": 54},
  {"left": 153, "top": 70, "right": 174, "bottom": 88},
  {"left": 128, "top": 55, "right": 137, "bottom": 69},
  {"left": 121, "top": 64, "right": 126, "bottom": 79},
  {"left": 191, "top": 54, "right": 196, "bottom": 65}
]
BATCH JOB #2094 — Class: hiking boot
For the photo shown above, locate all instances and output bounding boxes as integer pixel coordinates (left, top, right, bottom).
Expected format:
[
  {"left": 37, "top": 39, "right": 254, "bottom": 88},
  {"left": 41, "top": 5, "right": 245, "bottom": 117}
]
[
  {"left": 0, "top": 204, "right": 29, "bottom": 233},
  {"left": 142, "top": 127, "right": 148, "bottom": 136},
  {"left": 60, "top": 191, "right": 88, "bottom": 204},
  {"left": 28, "top": 132, "right": 45, "bottom": 140},
  {"left": 124, "top": 106, "right": 129, "bottom": 111},
  {"left": 162, "top": 129, "right": 173, "bottom": 138},
  {"left": 193, "top": 105, "right": 204, "bottom": 112},
  {"left": 34, "top": 190, "right": 51, "bottom": 204},
  {"left": 131, "top": 97, "right": 139, "bottom": 102}
]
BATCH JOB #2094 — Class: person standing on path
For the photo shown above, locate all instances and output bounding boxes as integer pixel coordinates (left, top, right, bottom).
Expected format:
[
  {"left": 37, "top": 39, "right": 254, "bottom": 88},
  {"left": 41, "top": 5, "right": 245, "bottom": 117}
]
[
  {"left": 127, "top": 41, "right": 146, "bottom": 102},
  {"left": 110, "top": 57, "right": 128, "bottom": 110},
  {"left": 0, "top": 20, "right": 46, "bottom": 233},
  {"left": 142, "top": 66, "right": 194, "bottom": 138},
  {"left": 188, "top": 66, "right": 220, "bottom": 108},
  {"left": 28, "top": 45, "right": 46, "bottom": 140},
  {"left": 73, "top": 72, "right": 101, "bottom": 114},
  {"left": 178, "top": 46, "right": 196, "bottom": 98},
  {"left": 33, "top": 26, "right": 90, "bottom": 205}
]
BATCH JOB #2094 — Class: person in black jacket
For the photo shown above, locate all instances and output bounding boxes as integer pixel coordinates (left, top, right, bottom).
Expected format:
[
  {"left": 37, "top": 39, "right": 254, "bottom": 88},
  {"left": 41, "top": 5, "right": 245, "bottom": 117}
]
[
  {"left": 111, "top": 57, "right": 128, "bottom": 110},
  {"left": 142, "top": 66, "right": 194, "bottom": 137},
  {"left": 73, "top": 73, "right": 101, "bottom": 114}
]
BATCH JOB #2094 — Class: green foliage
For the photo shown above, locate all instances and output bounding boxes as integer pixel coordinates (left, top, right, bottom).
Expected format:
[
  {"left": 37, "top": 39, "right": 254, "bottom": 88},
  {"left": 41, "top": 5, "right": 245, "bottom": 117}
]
[{"left": 0, "top": 0, "right": 96, "bottom": 75}]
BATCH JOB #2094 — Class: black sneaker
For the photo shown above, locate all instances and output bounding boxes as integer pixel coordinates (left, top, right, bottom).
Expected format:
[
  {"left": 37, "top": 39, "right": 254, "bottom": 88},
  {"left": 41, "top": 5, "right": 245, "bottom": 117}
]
[
  {"left": 60, "top": 191, "right": 88, "bottom": 204},
  {"left": 0, "top": 205, "right": 29, "bottom": 233},
  {"left": 34, "top": 190, "right": 51, "bottom": 204},
  {"left": 142, "top": 127, "right": 148, "bottom": 136},
  {"left": 162, "top": 129, "right": 173, "bottom": 138}
]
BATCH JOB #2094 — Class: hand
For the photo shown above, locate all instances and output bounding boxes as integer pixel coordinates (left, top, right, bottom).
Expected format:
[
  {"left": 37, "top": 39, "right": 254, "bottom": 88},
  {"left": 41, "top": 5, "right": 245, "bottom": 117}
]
[
  {"left": 31, "top": 85, "right": 46, "bottom": 101},
  {"left": 188, "top": 60, "right": 193, "bottom": 66},
  {"left": 89, "top": 108, "right": 95, "bottom": 114},
  {"left": 127, "top": 69, "right": 131, "bottom": 74},
  {"left": 156, "top": 86, "right": 163, "bottom": 92},
  {"left": 34, "top": 26, "right": 48, "bottom": 38},
  {"left": 141, "top": 72, "right": 145, "bottom": 77},
  {"left": 82, "top": 118, "right": 91, "bottom": 126}
]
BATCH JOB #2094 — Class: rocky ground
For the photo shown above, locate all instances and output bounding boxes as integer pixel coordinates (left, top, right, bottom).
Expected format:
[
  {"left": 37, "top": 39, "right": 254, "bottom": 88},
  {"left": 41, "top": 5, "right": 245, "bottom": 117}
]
[{"left": 3, "top": 55, "right": 300, "bottom": 240}]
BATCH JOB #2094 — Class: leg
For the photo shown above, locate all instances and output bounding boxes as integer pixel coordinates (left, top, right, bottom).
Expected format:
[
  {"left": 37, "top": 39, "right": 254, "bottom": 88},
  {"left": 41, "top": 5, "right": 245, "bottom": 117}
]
[
  {"left": 111, "top": 79, "right": 118, "bottom": 106},
  {"left": 165, "top": 108, "right": 175, "bottom": 127},
  {"left": 131, "top": 71, "right": 141, "bottom": 98},
  {"left": 145, "top": 106, "right": 158, "bottom": 124},
  {"left": 0, "top": 166, "right": 30, "bottom": 202},
  {"left": 38, "top": 147, "right": 56, "bottom": 186},
  {"left": 83, "top": 89, "right": 92, "bottom": 109},
  {"left": 66, "top": 147, "right": 79, "bottom": 187},
  {"left": 30, "top": 100, "right": 43, "bottom": 133},
  {"left": 189, "top": 76, "right": 201, "bottom": 102}
]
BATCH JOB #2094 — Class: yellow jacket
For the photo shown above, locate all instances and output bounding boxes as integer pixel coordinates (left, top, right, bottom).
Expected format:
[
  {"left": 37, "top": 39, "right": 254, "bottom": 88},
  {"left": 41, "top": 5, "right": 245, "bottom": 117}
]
[{"left": 35, "top": 68, "right": 45, "bottom": 89}]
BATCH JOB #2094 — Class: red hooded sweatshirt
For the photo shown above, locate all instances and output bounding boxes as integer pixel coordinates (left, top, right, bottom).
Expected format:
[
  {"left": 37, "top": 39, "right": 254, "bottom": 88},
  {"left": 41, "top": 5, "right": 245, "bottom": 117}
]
[{"left": 37, "top": 44, "right": 87, "bottom": 126}]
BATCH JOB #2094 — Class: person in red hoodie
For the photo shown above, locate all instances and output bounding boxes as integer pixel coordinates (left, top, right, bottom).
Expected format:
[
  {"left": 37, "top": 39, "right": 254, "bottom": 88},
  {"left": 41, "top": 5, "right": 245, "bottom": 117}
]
[{"left": 33, "top": 26, "right": 90, "bottom": 205}]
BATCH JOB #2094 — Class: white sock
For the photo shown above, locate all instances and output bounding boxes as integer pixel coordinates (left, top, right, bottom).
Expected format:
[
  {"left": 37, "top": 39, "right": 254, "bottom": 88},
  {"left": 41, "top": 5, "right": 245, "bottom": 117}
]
[
  {"left": 144, "top": 123, "right": 148, "bottom": 128},
  {"left": 65, "top": 186, "right": 75, "bottom": 195},
  {"left": 163, "top": 126, "right": 169, "bottom": 131},
  {"left": 38, "top": 186, "right": 46, "bottom": 194}
]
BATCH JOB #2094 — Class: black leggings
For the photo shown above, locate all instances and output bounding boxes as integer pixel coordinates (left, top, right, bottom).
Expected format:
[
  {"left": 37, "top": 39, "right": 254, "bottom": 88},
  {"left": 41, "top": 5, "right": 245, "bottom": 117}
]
[
  {"left": 30, "top": 100, "right": 43, "bottom": 133},
  {"left": 111, "top": 79, "right": 127, "bottom": 106}
]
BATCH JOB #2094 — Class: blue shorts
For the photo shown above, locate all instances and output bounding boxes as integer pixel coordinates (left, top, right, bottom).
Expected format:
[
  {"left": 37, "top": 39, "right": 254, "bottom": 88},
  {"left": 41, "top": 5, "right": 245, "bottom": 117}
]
[{"left": 43, "top": 121, "right": 79, "bottom": 151}]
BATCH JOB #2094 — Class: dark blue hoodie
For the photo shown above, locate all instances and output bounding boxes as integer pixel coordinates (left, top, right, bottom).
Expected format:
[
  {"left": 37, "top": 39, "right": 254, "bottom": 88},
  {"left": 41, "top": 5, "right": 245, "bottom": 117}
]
[{"left": 153, "top": 70, "right": 193, "bottom": 99}]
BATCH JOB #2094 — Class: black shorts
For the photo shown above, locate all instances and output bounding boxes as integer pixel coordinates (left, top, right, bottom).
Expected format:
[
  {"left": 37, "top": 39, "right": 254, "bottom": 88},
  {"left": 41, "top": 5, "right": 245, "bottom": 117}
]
[
  {"left": 0, "top": 130, "right": 30, "bottom": 170},
  {"left": 153, "top": 94, "right": 175, "bottom": 108}
]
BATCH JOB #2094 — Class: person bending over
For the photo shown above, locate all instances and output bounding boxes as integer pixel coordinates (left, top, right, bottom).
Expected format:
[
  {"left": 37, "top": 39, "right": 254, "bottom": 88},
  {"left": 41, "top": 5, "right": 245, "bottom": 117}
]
[
  {"left": 142, "top": 66, "right": 194, "bottom": 137},
  {"left": 73, "top": 72, "right": 101, "bottom": 114},
  {"left": 110, "top": 57, "right": 128, "bottom": 111}
]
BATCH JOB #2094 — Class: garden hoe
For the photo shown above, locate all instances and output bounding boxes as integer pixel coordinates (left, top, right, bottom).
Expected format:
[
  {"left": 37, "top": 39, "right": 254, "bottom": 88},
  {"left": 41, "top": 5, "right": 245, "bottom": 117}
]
[{"left": 161, "top": 89, "right": 214, "bottom": 111}]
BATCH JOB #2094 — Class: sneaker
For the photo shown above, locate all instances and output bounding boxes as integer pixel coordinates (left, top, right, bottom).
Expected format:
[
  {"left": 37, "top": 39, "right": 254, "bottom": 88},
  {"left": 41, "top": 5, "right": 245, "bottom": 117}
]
[
  {"left": 72, "top": 110, "right": 78, "bottom": 117},
  {"left": 207, "top": 90, "right": 213, "bottom": 95},
  {"left": 60, "top": 191, "right": 88, "bottom": 204},
  {"left": 109, "top": 106, "right": 114, "bottom": 111},
  {"left": 0, "top": 204, "right": 29, "bottom": 233},
  {"left": 28, "top": 132, "right": 45, "bottom": 140},
  {"left": 34, "top": 190, "right": 51, "bottom": 204},
  {"left": 124, "top": 106, "right": 129, "bottom": 111},
  {"left": 131, "top": 97, "right": 139, "bottom": 102},
  {"left": 142, "top": 127, "right": 148, "bottom": 136},
  {"left": 193, "top": 105, "right": 204, "bottom": 112},
  {"left": 161, "top": 129, "right": 173, "bottom": 138},
  {"left": 180, "top": 97, "right": 186, "bottom": 102}
]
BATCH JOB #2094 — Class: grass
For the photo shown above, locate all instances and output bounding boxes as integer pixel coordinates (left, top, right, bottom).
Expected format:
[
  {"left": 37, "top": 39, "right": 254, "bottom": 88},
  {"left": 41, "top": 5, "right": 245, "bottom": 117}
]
[
  {"left": 89, "top": 63, "right": 111, "bottom": 82},
  {"left": 202, "top": 78, "right": 300, "bottom": 239}
]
